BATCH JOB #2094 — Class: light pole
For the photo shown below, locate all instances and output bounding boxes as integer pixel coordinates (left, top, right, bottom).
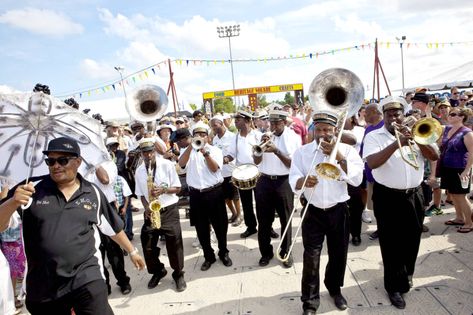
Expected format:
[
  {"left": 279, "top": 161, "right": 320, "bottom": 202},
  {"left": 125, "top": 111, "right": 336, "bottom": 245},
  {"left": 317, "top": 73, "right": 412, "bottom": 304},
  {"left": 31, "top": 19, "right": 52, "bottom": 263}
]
[
  {"left": 114, "top": 66, "right": 131, "bottom": 120},
  {"left": 217, "top": 24, "right": 240, "bottom": 108},
  {"left": 396, "top": 36, "right": 406, "bottom": 95}
]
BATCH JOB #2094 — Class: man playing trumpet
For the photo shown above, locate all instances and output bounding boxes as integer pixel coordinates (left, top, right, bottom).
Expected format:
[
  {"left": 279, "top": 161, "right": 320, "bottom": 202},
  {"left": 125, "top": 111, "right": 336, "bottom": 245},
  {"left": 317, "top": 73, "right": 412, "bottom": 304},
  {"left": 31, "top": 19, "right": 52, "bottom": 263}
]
[
  {"left": 363, "top": 97, "right": 439, "bottom": 309},
  {"left": 289, "top": 111, "right": 363, "bottom": 315},
  {"left": 253, "top": 108, "right": 301, "bottom": 268},
  {"left": 134, "top": 140, "right": 186, "bottom": 292}
]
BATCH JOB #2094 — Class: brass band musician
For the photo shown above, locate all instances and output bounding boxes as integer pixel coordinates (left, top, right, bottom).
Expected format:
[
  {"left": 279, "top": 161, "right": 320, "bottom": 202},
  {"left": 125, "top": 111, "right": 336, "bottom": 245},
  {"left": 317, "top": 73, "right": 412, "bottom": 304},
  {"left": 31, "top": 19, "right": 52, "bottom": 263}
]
[{"left": 134, "top": 140, "right": 186, "bottom": 292}]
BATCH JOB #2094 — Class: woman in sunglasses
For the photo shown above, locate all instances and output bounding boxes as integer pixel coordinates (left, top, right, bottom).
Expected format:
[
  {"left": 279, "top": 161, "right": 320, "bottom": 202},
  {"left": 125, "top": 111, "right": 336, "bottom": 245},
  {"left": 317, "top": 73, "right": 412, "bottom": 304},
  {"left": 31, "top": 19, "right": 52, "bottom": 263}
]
[{"left": 440, "top": 108, "right": 473, "bottom": 232}]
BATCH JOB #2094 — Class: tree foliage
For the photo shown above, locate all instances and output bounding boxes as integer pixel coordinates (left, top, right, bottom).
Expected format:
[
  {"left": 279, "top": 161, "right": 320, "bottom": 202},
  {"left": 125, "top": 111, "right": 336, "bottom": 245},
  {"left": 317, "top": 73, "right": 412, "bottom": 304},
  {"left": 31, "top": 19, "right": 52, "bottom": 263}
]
[{"left": 212, "top": 98, "right": 236, "bottom": 113}]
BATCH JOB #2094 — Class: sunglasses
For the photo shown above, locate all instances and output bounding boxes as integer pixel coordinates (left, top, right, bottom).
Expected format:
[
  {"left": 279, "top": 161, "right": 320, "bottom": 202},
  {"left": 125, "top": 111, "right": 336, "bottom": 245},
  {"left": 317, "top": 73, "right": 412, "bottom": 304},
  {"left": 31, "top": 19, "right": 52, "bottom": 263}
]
[
  {"left": 45, "top": 156, "right": 77, "bottom": 166},
  {"left": 453, "top": 92, "right": 459, "bottom": 95},
  {"left": 449, "top": 112, "right": 461, "bottom": 117}
]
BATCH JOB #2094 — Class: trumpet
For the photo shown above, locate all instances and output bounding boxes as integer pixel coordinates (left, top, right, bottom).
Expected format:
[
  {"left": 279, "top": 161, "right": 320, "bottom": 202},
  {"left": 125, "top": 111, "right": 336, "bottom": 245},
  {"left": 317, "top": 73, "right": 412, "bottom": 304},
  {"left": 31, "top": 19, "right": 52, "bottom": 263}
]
[
  {"left": 252, "top": 133, "right": 273, "bottom": 157},
  {"left": 191, "top": 137, "right": 205, "bottom": 150}
]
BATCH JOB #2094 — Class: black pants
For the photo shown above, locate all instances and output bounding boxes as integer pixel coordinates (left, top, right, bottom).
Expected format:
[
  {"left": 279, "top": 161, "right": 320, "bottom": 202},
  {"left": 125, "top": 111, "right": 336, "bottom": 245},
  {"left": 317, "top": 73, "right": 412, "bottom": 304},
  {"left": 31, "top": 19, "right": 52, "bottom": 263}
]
[
  {"left": 189, "top": 185, "right": 229, "bottom": 261},
  {"left": 140, "top": 204, "right": 184, "bottom": 278},
  {"left": 254, "top": 175, "right": 293, "bottom": 258},
  {"left": 347, "top": 184, "right": 364, "bottom": 238},
  {"left": 99, "top": 233, "right": 130, "bottom": 289},
  {"left": 301, "top": 203, "right": 349, "bottom": 311},
  {"left": 26, "top": 279, "right": 113, "bottom": 315},
  {"left": 238, "top": 187, "right": 258, "bottom": 231},
  {"left": 372, "top": 182, "right": 424, "bottom": 294}
]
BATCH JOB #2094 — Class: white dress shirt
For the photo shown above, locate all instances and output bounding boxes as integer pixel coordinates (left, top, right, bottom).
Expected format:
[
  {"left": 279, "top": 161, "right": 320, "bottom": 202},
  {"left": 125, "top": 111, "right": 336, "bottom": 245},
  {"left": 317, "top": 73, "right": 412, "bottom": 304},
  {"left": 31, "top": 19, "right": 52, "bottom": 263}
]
[
  {"left": 212, "top": 130, "right": 236, "bottom": 178},
  {"left": 185, "top": 144, "right": 224, "bottom": 190},
  {"left": 134, "top": 158, "right": 181, "bottom": 208},
  {"left": 362, "top": 126, "right": 425, "bottom": 189},
  {"left": 289, "top": 141, "right": 364, "bottom": 209},
  {"left": 84, "top": 160, "right": 118, "bottom": 203},
  {"left": 258, "top": 127, "right": 301, "bottom": 176},
  {"left": 227, "top": 129, "right": 262, "bottom": 165}
]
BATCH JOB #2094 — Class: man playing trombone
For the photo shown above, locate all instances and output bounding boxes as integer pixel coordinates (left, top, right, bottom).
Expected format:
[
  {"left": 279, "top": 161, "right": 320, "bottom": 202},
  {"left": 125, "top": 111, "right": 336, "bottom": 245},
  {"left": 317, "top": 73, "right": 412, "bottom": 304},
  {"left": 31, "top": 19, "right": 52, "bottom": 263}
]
[
  {"left": 289, "top": 111, "right": 363, "bottom": 315},
  {"left": 362, "top": 97, "right": 439, "bottom": 309},
  {"left": 253, "top": 108, "right": 301, "bottom": 268}
]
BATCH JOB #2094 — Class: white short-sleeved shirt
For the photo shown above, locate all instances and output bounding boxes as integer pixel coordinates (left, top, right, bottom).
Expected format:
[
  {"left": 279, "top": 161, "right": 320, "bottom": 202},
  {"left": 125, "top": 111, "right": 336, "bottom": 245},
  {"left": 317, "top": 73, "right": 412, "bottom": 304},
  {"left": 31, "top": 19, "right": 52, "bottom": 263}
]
[
  {"left": 362, "top": 126, "right": 424, "bottom": 189},
  {"left": 227, "top": 129, "right": 261, "bottom": 165},
  {"left": 84, "top": 160, "right": 118, "bottom": 203},
  {"left": 212, "top": 130, "right": 236, "bottom": 178},
  {"left": 134, "top": 158, "right": 181, "bottom": 208},
  {"left": 185, "top": 144, "right": 224, "bottom": 190},
  {"left": 258, "top": 127, "right": 301, "bottom": 176},
  {"left": 289, "top": 141, "right": 364, "bottom": 209}
]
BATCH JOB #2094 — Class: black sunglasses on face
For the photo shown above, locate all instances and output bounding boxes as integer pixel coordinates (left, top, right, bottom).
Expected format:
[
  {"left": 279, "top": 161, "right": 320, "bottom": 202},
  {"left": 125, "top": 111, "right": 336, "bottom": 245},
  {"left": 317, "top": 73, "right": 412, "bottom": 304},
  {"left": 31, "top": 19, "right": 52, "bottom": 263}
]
[
  {"left": 45, "top": 156, "right": 77, "bottom": 166},
  {"left": 449, "top": 112, "right": 460, "bottom": 117}
]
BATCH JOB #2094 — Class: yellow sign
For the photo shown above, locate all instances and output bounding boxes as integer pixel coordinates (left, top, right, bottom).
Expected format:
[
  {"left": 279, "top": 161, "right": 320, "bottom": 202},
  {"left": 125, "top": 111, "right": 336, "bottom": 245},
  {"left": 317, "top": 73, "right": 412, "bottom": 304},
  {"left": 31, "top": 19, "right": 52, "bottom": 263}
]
[{"left": 203, "top": 83, "right": 303, "bottom": 99}]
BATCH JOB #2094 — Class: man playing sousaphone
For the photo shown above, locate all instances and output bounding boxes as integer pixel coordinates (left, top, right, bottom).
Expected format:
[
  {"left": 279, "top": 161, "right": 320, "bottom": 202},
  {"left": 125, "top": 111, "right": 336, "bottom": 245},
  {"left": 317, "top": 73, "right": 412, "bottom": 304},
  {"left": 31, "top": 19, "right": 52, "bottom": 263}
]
[
  {"left": 289, "top": 111, "right": 364, "bottom": 314},
  {"left": 253, "top": 107, "right": 301, "bottom": 268},
  {"left": 134, "top": 140, "right": 186, "bottom": 292},
  {"left": 363, "top": 96, "right": 439, "bottom": 309}
]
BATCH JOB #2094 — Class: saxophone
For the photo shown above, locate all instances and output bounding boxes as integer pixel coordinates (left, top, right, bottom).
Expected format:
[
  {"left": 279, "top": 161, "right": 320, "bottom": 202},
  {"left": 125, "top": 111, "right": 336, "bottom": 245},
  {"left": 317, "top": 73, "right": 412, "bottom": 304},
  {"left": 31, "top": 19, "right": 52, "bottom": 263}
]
[{"left": 147, "top": 163, "right": 162, "bottom": 229}]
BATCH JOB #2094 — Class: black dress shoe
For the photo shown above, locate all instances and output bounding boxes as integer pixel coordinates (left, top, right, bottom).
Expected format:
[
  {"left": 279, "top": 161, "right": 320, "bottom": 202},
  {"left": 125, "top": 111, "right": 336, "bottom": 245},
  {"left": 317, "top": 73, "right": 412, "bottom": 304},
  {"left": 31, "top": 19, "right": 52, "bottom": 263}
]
[
  {"left": 270, "top": 229, "right": 279, "bottom": 238},
  {"left": 240, "top": 229, "right": 257, "bottom": 238},
  {"left": 258, "top": 254, "right": 274, "bottom": 267},
  {"left": 120, "top": 283, "right": 132, "bottom": 295},
  {"left": 219, "top": 253, "right": 233, "bottom": 267},
  {"left": 388, "top": 292, "right": 406, "bottom": 309},
  {"left": 282, "top": 255, "right": 293, "bottom": 268},
  {"left": 331, "top": 293, "right": 348, "bottom": 310},
  {"left": 148, "top": 269, "right": 168, "bottom": 289},
  {"left": 200, "top": 259, "right": 216, "bottom": 271},
  {"left": 351, "top": 236, "right": 361, "bottom": 246},
  {"left": 302, "top": 309, "right": 317, "bottom": 315},
  {"left": 174, "top": 275, "right": 187, "bottom": 292}
]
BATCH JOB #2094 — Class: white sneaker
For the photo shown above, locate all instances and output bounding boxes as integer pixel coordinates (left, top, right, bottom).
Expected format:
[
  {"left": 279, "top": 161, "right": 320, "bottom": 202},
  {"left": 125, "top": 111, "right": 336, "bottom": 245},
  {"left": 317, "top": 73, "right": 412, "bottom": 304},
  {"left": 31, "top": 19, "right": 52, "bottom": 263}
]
[
  {"left": 362, "top": 210, "right": 372, "bottom": 223},
  {"left": 192, "top": 237, "right": 201, "bottom": 248},
  {"left": 210, "top": 230, "right": 217, "bottom": 244}
]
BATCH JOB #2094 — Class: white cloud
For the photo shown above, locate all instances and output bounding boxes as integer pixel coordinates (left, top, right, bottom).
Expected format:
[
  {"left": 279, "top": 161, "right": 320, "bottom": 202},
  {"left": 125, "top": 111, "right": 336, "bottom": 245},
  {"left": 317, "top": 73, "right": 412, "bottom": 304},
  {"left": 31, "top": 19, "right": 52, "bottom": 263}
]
[
  {"left": 79, "top": 59, "right": 116, "bottom": 80},
  {"left": 0, "top": 85, "right": 22, "bottom": 94},
  {"left": 333, "top": 14, "right": 386, "bottom": 39},
  {"left": 0, "top": 8, "right": 83, "bottom": 36}
]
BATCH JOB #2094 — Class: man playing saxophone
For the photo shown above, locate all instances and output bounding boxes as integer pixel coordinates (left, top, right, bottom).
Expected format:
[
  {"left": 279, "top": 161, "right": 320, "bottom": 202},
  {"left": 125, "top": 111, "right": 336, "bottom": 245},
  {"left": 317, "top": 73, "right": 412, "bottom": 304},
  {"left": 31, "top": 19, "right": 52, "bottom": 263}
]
[{"left": 134, "top": 140, "right": 186, "bottom": 292}]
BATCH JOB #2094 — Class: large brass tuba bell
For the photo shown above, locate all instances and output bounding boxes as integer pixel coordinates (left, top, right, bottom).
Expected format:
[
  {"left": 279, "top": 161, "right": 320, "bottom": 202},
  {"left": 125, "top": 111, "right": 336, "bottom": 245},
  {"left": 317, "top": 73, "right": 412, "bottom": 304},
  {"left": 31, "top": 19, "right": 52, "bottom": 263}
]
[
  {"left": 126, "top": 84, "right": 168, "bottom": 122},
  {"left": 308, "top": 68, "right": 364, "bottom": 180}
]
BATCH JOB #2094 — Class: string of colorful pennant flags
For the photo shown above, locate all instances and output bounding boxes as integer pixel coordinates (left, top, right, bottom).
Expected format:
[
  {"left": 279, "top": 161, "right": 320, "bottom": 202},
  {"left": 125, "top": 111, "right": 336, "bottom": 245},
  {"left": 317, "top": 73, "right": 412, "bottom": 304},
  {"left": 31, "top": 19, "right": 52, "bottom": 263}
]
[{"left": 57, "top": 40, "right": 473, "bottom": 100}]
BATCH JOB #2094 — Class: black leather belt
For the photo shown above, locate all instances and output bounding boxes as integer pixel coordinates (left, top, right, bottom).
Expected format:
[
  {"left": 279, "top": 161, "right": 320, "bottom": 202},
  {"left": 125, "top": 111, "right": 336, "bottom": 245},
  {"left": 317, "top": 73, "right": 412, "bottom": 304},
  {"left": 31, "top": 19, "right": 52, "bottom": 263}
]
[
  {"left": 260, "top": 173, "right": 289, "bottom": 180},
  {"left": 189, "top": 182, "right": 222, "bottom": 193},
  {"left": 378, "top": 182, "right": 420, "bottom": 195}
]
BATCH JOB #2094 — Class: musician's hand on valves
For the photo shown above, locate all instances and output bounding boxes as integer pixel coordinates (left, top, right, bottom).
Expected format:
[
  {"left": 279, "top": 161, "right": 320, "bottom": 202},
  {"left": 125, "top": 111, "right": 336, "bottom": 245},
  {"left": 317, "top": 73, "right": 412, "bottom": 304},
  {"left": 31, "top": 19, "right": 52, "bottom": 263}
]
[
  {"left": 13, "top": 182, "right": 35, "bottom": 207},
  {"left": 265, "top": 142, "right": 278, "bottom": 153},
  {"left": 304, "top": 175, "right": 318, "bottom": 188}
]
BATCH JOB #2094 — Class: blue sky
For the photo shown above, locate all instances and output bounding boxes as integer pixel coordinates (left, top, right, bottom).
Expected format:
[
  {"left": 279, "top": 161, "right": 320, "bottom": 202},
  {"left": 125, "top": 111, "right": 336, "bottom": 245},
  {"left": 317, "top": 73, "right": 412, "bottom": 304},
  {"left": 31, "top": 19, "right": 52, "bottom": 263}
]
[{"left": 1, "top": 0, "right": 473, "bottom": 119}]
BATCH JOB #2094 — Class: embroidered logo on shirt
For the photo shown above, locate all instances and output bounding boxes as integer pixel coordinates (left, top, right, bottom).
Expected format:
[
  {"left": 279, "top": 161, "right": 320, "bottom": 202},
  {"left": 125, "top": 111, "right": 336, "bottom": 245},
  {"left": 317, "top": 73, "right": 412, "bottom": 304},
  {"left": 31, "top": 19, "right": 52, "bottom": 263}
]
[{"left": 75, "top": 197, "right": 97, "bottom": 210}]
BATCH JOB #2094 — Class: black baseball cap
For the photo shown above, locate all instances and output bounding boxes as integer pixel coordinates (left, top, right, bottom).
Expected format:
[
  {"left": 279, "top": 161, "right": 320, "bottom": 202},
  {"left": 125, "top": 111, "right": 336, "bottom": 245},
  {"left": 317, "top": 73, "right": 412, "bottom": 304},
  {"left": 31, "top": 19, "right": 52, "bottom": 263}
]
[
  {"left": 171, "top": 128, "right": 191, "bottom": 142},
  {"left": 42, "top": 137, "right": 81, "bottom": 157}
]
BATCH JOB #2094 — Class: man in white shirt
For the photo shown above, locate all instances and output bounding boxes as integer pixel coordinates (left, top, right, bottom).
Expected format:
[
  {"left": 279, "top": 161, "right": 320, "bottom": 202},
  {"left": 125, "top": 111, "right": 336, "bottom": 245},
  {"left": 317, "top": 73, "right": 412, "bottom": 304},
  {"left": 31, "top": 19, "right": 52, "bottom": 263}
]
[
  {"left": 289, "top": 111, "right": 364, "bottom": 315},
  {"left": 178, "top": 122, "right": 232, "bottom": 271},
  {"left": 210, "top": 115, "right": 241, "bottom": 225},
  {"left": 253, "top": 109, "right": 301, "bottom": 268},
  {"left": 135, "top": 140, "right": 186, "bottom": 292},
  {"left": 226, "top": 110, "right": 261, "bottom": 238},
  {"left": 362, "top": 96, "right": 439, "bottom": 309},
  {"left": 85, "top": 160, "right": 132, "bottom": 296}
]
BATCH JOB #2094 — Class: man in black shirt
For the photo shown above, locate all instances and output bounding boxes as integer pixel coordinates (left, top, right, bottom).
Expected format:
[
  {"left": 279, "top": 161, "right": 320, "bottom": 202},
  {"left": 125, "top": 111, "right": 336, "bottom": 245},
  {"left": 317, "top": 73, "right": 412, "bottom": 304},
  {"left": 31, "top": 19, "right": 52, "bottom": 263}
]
[{"left": 0, "top": 137, "right": 145, "bottom": 315}]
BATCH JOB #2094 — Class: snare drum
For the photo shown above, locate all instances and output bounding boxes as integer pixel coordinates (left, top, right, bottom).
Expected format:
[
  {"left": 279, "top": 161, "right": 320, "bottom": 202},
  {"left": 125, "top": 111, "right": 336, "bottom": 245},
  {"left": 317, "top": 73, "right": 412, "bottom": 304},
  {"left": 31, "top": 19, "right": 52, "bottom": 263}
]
[{"left": 231, "top": 164, "right": 260, "bottom": 190}]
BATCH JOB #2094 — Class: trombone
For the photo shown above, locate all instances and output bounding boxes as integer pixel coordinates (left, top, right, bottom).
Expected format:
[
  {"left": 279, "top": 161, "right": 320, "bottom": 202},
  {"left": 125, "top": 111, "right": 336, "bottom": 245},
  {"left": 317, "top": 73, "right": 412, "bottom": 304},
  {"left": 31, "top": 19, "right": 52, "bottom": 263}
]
[
  {"left": 276, "top": 68, "right": 364, "bottom": 262},
  {"left": 392, "top": 115, "right": 442, "bottom": 170}
]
